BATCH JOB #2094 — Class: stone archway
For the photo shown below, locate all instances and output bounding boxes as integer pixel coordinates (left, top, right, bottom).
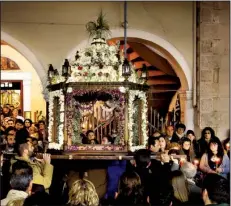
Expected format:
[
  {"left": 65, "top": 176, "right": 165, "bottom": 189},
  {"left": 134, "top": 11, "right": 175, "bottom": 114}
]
[
  {"left": 67, "top": 29, "right": 194, "bottom": 130},
  {"left": 67, "top": 28, "right": 192, "bottom": 91}
]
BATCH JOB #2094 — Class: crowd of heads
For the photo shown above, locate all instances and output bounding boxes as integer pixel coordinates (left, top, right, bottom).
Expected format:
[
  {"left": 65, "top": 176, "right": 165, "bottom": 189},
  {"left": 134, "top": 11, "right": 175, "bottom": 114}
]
[
  {"left": 0, "top": 110, "right": 230, "bottom": 206},
  {"left": 0, "top": 104, "right": 48, "bottom": 155}
]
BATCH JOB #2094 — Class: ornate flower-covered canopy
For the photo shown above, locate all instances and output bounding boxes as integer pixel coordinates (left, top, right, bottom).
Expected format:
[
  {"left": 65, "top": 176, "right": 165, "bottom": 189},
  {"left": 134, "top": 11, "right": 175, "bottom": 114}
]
[{"left": 67, "top": 38, "right": 143, "bottom": 84}]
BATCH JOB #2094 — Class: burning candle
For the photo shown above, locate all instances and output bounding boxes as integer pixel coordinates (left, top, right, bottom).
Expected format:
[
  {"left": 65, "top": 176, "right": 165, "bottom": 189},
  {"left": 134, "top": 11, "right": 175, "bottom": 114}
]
[
  {"left": 179, "top": 157, "right": 186, "bottom": 166},
  {"left": 215, "top": 157, "right": 221, "bottom": 170},
  {"left": 193, "top": 159, "right": 199, "bottom": 166},
  {"left": 226, "top": 142, "right": 230, "bottom": 150}
]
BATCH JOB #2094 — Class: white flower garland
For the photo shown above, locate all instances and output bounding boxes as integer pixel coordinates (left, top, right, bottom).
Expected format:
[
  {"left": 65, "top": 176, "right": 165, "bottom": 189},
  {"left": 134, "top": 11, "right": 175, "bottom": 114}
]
[
  {"left": 128, "top": 90, "right": 148, "bottom": 152},
  {"left": 67, "top": 38, "right": 144, "bottom": 84},
  {"left": 48, "top": 90, "right": 65, "bottom": 150}
]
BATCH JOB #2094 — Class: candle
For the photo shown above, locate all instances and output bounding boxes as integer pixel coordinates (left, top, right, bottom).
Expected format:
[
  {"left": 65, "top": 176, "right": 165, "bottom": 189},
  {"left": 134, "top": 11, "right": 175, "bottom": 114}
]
[
  {"left": 193, "top": 159, "right": 199, "bottom": 166},
  {"left": 226, "top": 143, "right": 230, "bottom": 150},
  {"left": 215, "top": 157, "right": 221, "bottom": 170}
]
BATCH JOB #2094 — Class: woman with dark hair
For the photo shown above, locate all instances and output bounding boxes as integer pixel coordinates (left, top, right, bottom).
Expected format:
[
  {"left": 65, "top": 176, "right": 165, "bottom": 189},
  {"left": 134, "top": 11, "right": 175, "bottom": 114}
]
[
  {"left": 186, "top": 130, "right": 199, "bottom": 157},
  {"left": 223, "top": 137, "right": 230, "bottom": 159},
  {"left": 158, "top": 136, "right": 170, "bottom": 152},
  {"left": 180, "top": 137, "right": 196, "bottom": 162},
  {"left": 83, "top": 130, "right": 99, "bottom": 144},
  {"left": 114, "top": 171, "right": 147, "bottom": 206},
  {"left": 24, "top": 119, "right": 32, "bottom": 132},
  {"left": 199, "top": 138, "right": 230, "bottom": 179},
  {"left": 197, "top": 127, "right": 221, "bottom": 158}
]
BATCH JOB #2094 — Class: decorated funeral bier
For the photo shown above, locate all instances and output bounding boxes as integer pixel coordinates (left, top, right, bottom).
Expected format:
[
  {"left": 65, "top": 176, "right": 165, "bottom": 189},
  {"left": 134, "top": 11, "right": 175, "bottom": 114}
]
[{"left": 47, "top": 12, "right": 149, "bottom": 154}]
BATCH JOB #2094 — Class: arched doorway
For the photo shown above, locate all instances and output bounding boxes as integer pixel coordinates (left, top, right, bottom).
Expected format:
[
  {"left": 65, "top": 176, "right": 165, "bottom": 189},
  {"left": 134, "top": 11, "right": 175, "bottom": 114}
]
[
  {"left": 67, "top": 29, "right": 194, "bottom": 131},
  {"left": 1, "top": 40, "right": 46, "bottom": 122}
]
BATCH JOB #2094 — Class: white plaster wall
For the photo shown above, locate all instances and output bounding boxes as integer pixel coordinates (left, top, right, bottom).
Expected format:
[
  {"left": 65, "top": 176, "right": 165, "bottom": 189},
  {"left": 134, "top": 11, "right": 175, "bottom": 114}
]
[
  {"left": 1, "top": 1, "right": 193, "bottom": 78},
  {"left": 1, "top": 45, "right": 46, "bottom": 120}
]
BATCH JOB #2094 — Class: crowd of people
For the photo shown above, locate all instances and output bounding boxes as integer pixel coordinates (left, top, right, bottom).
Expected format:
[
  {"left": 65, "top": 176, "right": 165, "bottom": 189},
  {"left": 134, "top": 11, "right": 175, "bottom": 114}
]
[
  {"left": 1, "top": 104, "right": 48, "bottom": 154},
  {"left": 0, "top": 103, "right": 230, "bottom": 206}
]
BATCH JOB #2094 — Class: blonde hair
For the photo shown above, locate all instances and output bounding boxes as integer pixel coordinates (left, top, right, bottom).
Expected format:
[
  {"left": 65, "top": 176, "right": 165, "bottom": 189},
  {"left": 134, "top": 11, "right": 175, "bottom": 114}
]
[
  {"left": 169, "top": 142, "right": 181, "bottom": 150},
  {"left": 171, "top": 171, "right": 189, "bottom": 202},
  {"left": 6, "top": 199, "right": 24, "bottom": 206},
  {"left": 68, "top": 178, "right": 99, "bottom": 206}
]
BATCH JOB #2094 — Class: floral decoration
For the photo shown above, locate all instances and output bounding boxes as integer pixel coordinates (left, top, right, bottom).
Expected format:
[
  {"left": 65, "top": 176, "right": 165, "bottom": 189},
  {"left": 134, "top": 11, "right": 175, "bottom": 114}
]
[
  {"left": 48, "top": 90, "right": 65, "bottom": 150},
  {"left": 65, "top": 38, "right": 143, "bottom": 84},
  {"left": 128, "top": 90, "right": 148, "bottom": 152},
  {"left": 65, "top": 89, "right": 125, "bottom": 145}
]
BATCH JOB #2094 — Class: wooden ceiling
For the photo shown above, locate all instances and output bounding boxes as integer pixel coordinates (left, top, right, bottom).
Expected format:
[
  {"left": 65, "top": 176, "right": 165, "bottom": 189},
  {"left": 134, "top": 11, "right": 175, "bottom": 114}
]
[
  {"left": 108, "top": 39, "right": 181, "bottom": 113},
  {"left": 108, "top": 39, "right": 180, "bottom": 93}
]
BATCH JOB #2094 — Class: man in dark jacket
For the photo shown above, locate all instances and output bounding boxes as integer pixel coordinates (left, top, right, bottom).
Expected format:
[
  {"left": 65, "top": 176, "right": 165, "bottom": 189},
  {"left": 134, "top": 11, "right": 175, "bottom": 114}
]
[
  {"left": 202, "top": 173, "right": 229, "bottom": 206},
  {"left": 171, "top": 123, "right": 186, "bottom": 143}
]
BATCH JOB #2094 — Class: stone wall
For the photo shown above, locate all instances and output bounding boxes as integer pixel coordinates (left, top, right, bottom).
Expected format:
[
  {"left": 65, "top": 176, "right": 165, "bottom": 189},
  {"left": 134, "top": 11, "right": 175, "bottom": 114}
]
[{"left": 195, "top": 2, "right": 230, "bottom": 140}]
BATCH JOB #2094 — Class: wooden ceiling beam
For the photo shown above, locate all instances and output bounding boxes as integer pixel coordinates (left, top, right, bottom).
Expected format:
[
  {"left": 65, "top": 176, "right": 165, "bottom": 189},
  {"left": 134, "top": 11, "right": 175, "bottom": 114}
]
[
  {"left": 128, "top": 52, "right": 139, "bottom": 61},
  {"left": 147, "top": 79, "right": 178, "bottom": 85},
  {"left": 128, "top": 42, "right": 176, "bottom": 76},
  {"left": 148, "top": 70, "right": 166, "bottom": 76},
  {"left": 133, "top": 61, "right": 151, "bottom": 68}
]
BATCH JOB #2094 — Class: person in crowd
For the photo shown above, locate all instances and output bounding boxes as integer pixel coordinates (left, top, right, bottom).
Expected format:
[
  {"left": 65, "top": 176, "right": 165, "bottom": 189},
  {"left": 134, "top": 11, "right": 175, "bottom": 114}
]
[
  {"left": 180, "top": 162, "right": 203, "bottom": 205},
  {"left": 14, "top": 122, "right": 30, "bottom": 154},
  {"left": 202, "top": 173, "right": 229, "bottom": 206},
  {"left": 165, "top": 125, "right": 174, "bottom": 142},
  {"left": 114, "top": 171, "right": 147, "bottom": 206},
  {"left": 149, "top": 181, "right": 173, "bottom": 206},
  {"left": 167, "top": 147, "right": 181, "bottom": 171},
  {"left": 65, "top": 168, "right": 107, "bottom": 201},
  {"left": 5, "top": 126, "right": 16, "bottom": 136},
  {"left": 15, "top": 119, "right": 25, "bottom": 131},
  {"left": 1, "top": 161, "right": 33, "bottom": 206},
  {"left": 11, "top": 143, "right": 53, "bottom": 190},
  {"left": 180, "top": 137, "right": 196, "bottom": 162},
  {"left": 9, "top": 105, "right": 14, "bottom": 111},
  {"left": 24, "top": 119, "right": 32, "bottom": 132},
  {"left": 84, "top": 130, "right": 99, "bottom": 144},
  {"left": 147, "top": 136, "right": 160, "bottom": 152},
  {"left": 2, "top": 105, "right": 11, "bottom": 118},
  {"left": 197, "top": 127, "right": 221, "bottom": 158},
  {"left": 171, "top": 170, "right": 189, "bottom": 205},
  {"left": 4, "top": 134, "right": 16, "bottom": 153},
  {"left": 37, "top": 120, "right": 48, "bottom": 142},
  {"left": 186, "top": 130, "right": 200, "bottom": 157},
  {"left": 90, "top": 139, "right": 99, "bottom": 145},
  {"left": 199, "top": 138, "right": 230, "bottom": 179},
  {"left": 101, "top": 136, "right": 112, "bottom": 145},
  {"left": 7, "top": 119, "right": 15, "bottom": 128},
  {"left": 23, "top": 184, "right": 54, "bottom": 206},
  {"left": 68, "top": 178, "right": 99, "bottom": 206},
  {"left": 0, "top": 149, "right": 8, "bottom": 199},
  {"left": 2, "top": 117, "right": 10, "bottom": 130},
  {"left": 28, "top": 125, "right": 39, "bottom": 139},
  {"left": 12, "top": 108, "right": 24, "bottom": 121},
  {"left": 171, "top": 123, "right": 186, "bottom": 143},
  {"left": 222, "top": 137, "right": 230, "bottom": 158},
  {"left": 168, "top": 142, "right": 181, "bottom": 151},
  {"left": 158, "top": 136, "right": 170, "bottom": 152},
  {"left": 152, "top": 130, "right": 162, "bottom": 138},
  {"left": 32, "top": 138, "right": 43, "bottom": 153},
  {"left": 105, "top": 160, "right": 126, "bottom": 202},
  {"left": 131, "top": 149, "right": 152, "bottom": 199}
]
